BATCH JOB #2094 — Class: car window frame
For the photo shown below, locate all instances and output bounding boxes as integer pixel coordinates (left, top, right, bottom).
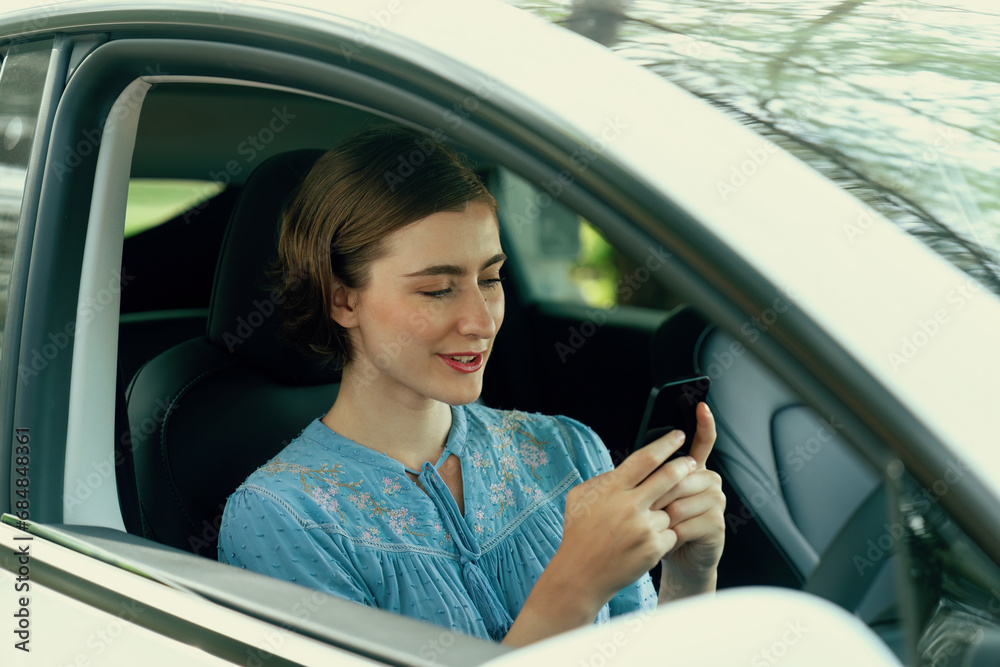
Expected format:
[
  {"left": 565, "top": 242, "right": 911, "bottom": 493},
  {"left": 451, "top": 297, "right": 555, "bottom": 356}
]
[{"left": 0, "top": 35, "right": 72, "bottom": 522}]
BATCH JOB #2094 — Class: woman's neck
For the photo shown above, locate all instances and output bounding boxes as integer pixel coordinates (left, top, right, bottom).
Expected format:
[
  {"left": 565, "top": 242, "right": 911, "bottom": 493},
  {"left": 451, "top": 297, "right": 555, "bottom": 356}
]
[{"left": 321, "top": 365, "right": 453, "bottom": 470}]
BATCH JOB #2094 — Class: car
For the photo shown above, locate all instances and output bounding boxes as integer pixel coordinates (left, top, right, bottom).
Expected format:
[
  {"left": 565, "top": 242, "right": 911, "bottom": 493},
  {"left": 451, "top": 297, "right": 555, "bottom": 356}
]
[{"left": 0, "top": 0, "right": 998, "bottom": 665}]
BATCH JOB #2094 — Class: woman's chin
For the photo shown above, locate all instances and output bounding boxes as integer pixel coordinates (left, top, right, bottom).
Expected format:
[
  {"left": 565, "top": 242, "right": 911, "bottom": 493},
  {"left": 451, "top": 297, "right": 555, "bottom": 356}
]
[{"left": 431, "top": 378, "right": 485, "bottom": 406}]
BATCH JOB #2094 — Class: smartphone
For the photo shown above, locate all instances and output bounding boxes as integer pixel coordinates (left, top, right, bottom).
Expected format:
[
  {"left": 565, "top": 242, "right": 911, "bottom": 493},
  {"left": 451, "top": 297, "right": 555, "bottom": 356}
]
[{"left": 633, "top": 375, "right": 711, "bottom": 453}]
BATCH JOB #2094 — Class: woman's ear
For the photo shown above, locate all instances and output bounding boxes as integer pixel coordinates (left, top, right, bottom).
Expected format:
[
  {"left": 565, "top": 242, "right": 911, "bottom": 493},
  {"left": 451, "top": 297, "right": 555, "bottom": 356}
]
[{"left": 329, "top": 280, "right": 360, "bottom": 329}]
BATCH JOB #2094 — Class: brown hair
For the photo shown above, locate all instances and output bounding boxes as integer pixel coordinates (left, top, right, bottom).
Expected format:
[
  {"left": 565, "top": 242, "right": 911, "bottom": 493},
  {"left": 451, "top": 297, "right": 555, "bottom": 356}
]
[{"left": 274, "top": 126, "right": 498, "bottom": 369}]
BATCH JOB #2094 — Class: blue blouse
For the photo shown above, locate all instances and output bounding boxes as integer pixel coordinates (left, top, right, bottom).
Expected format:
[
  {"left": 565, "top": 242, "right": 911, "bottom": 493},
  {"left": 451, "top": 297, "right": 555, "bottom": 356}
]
[{"left": 217, "top": 403, "right": 657, "bottom": 641}]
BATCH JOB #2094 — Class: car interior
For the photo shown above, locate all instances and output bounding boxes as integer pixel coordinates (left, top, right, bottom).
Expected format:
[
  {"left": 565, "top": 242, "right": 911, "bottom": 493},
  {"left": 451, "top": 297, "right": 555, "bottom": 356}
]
[
  {"left": 5, "top": 22, "right": 1000, "bottom": 665},
  {"left": 113, "top": 78, "right": 912, "bottom": 653}
]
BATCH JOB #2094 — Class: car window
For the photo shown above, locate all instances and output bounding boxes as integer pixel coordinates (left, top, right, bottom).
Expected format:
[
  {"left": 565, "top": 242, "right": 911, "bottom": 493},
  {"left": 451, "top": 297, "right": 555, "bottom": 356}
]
[
  {"left": 493, "top": 167, "right": 683, "bottom": 311},
  {"left": 124, "top": 178, "right": 225, "bottom": 237},
  {"left": 0, "top": 39, "right": 52, "bottom": 367}
]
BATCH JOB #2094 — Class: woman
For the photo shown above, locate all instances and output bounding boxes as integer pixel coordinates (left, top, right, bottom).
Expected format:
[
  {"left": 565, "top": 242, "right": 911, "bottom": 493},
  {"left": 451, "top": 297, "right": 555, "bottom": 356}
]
[{"left": 217, "top": 126, "right": 725, "bottom": 647}]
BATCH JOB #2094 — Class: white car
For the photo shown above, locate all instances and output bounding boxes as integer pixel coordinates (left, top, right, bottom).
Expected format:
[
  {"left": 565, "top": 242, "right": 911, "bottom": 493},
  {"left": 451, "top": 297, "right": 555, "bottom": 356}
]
[{"left": 0, "top": 1, "right": 998, "bottom": 665}]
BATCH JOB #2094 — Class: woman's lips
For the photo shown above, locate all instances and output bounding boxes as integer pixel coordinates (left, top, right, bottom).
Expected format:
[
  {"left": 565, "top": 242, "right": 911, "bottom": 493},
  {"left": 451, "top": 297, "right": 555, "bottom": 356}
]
[{"left": 437, "top": 353, "right": 485, "bottom": 373}]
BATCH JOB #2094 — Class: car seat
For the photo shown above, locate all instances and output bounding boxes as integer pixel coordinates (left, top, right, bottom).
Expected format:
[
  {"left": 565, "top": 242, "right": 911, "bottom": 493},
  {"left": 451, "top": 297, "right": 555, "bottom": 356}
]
[
  {"left": 125, "top": 148, "right": 339, "bottom": 558},
  {"left": 651, "top": 307, "right": 897, "bottom": 624}
]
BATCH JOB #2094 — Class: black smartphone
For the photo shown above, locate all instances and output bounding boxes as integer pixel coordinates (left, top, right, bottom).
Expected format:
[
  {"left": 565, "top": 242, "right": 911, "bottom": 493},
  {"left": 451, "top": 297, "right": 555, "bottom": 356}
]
[{"left": 633, "top": 375, "right": 711, "bottom": 453}]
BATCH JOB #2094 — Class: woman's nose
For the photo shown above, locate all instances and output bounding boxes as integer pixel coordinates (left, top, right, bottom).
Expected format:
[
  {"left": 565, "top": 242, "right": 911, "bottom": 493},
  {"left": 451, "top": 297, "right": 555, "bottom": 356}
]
[{"left": 456, "top": 289, "right": 499, "bottom": 338}]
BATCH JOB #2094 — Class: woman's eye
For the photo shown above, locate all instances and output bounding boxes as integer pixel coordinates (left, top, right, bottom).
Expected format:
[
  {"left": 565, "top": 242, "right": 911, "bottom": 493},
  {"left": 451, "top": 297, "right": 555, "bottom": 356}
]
[
  {"left": 419, "top": 277, "right": 503, "bottom": 298},
  {"left": 480, "top": 277, "right": 505, "bottom": 289}
]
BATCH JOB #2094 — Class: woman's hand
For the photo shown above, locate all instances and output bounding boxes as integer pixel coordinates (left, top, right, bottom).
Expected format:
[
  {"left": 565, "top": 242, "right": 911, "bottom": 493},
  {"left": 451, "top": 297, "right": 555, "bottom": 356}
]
[
  {"left": 505, "top": 432, "right": 696, "bottom": 647},
  {"left": 654, "top": 402, "right": 726, "bottom": 599},
  {"left": 553, "top": 428, "right": 698, "bottom": 609},
  {"left": 504, "top": 405, "right": 723, "bottom": 647}
]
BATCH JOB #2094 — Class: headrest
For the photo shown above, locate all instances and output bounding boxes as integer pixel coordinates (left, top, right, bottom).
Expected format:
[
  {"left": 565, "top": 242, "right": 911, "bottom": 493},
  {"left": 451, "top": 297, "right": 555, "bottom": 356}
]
[{"left": 207, "top": 148, "right": 341, "bottom": 386}]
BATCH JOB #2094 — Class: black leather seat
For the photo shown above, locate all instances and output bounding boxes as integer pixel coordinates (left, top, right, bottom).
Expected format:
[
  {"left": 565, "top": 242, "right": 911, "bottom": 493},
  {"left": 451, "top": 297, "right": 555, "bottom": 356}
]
[{"left": 126, "top": 149, "right": 341, "bottom": 558}]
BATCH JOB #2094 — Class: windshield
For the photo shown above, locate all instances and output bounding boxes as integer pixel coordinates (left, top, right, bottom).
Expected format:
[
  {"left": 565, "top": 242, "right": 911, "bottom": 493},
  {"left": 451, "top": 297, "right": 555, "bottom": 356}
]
[{"left": 504, "top": 0, "right": 1000, "bottom": 294}]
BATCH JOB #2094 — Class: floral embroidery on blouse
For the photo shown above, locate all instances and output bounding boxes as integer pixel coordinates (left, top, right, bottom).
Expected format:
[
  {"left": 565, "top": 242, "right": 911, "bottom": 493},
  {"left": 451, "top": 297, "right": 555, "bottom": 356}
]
[
  {"left": 483, "top": 411, "right": 550, "bottom": 516},
  {"left": 469, "top": 451, "right": 492, "bottom": 470},
  {"left": 259, "top": 459, "right": 361, "bottom": 521},
  {"left": 357, "top": 525, "right": 382, "bottom": 543},
  {"left": 381, "top": 476, "right": 403, "bottom": 496},
  {"left": 347, "top": 490, "right": 381, "bottom": 517},
  {"left": 312, "top": 487, "right": 342, "bottom": 518},
  {"left": 469, "top": 506, "right": 488, "bottom": 536},
  {"left": 348, "top": 489, "right": 425, "bottom": 537},
  {"left": 260, "top": 459, "right": 360, "bottom": 493},
  {"left": 518, "top": 440, "right": 549, "bottom": 470},
  {"left": 388, "top": 508, "right": 422, "bottom": 537},
  {"left": 426, "top": 518, "right": 453, "bottom": 547},
  {"left": 520, "top": 483, "right": 546, "bottom": 504}
]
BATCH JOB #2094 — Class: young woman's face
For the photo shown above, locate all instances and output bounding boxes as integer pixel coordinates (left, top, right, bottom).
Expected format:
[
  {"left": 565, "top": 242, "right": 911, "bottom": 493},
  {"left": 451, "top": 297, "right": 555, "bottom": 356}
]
[{"left": 346, "top": 201, "right": 505, "bottom": 407}]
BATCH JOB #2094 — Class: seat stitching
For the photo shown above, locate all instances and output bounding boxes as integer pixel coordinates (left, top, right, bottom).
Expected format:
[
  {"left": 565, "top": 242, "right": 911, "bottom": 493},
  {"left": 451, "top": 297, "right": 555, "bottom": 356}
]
[{"left": 154, "top": 357, "right": 243, "bottom": 535}]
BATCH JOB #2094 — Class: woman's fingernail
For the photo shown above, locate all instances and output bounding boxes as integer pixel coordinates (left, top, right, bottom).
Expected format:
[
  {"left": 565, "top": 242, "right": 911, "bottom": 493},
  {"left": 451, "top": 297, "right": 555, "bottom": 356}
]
[
  {"left": 686, "top": 456, "right": 697, "bottom": 470},
  {"left": 674, "top": 431, "right": 685, "bottom": 444}
]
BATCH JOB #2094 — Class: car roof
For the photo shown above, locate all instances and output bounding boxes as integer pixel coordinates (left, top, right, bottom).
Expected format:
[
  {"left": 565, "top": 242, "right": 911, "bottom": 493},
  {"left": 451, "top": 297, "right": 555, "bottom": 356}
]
[{"left": 3, "top": 0, "right": 999, "bottom": 507}]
